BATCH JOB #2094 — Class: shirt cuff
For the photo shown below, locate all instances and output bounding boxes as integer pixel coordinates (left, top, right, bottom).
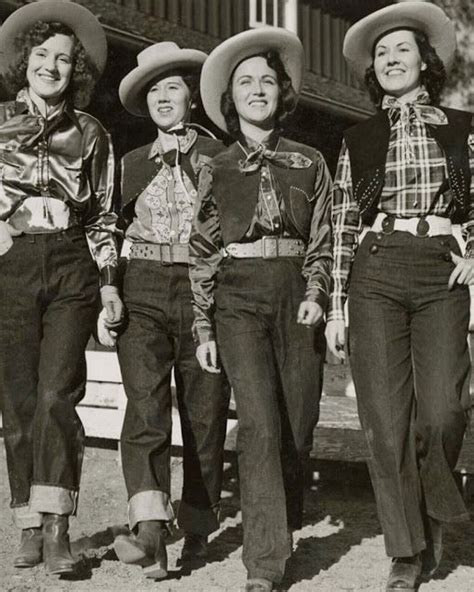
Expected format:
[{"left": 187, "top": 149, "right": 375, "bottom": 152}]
[
  {"left": 303, "top": 287, "right": 328, "bottom": 311},
  {"left": 100, "top": 265, "right": 119, "bottom": 287},
  {"left": 464, "top": 239, "right": 474, "bottom": 259},
  {"left": 192, "top": 322, "right": 215, "bottom": 345}
]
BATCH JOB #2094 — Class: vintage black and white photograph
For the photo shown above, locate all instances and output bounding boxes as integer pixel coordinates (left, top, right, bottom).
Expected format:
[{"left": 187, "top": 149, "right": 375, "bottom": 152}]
[{"left": 0, "top": 1, "right": 473, "bottom": 590}]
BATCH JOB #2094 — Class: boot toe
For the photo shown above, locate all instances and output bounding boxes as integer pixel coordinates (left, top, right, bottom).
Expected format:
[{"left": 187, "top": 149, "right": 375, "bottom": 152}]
[{"left": 113, "top": 534, "right": 148, "bottom": 565}]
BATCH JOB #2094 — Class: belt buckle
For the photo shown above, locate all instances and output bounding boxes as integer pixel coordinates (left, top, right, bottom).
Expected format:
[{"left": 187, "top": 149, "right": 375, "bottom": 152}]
[
  {"left": 381, "top": 214, "right": 395, "bottom": 235},
  {"left": 161, "top": 244, "right": 173, "bottom": 265},
  {"left": 262, "top": 236, "right": 279, "bottom": 259},
  {"left": 416, "top": 217, "right": 430, "bottom": 237}
]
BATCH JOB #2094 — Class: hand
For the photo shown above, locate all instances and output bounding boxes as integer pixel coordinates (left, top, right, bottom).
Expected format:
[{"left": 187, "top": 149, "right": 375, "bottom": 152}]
[
  {"left": 0, "top": 221, "right": 22, "bottom": 256},
  {"left": 448, "top": 252, "right": 474, "bottom": 289},
  {"left": 196, "top": 340, "right": 221, "bottom": 374},
  {"left": 297, "top": 301, "right": 324, "bottom": 327},
  {"left": 100, "top": 285, "right": 124, "bottom": 325},
  {"left": 325, "top": 319, "right": 346, "bottom": 361},
  {"left": 97, "top": 307, "right": 119, "bottom": 347}
]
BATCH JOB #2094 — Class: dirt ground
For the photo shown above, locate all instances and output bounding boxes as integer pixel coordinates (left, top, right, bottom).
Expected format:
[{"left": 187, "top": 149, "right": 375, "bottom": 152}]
[{"left": 1, "top": 441, "right": 474, "bottom": 592}]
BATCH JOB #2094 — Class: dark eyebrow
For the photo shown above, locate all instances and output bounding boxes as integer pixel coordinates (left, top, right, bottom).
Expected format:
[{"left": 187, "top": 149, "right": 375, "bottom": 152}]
[{"left": 376, "top": 40, "right": 414, "bottom": 51}]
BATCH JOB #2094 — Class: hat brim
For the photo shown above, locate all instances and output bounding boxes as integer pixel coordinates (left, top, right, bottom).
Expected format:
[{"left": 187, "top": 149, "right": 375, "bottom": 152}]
[
  {"left": 119, "top": 50, "right": 207, "bottom": 117},
  {"left": 343, "top": 1, "right": 456, "bottom": 81},
  {"left": 200, "top": 27, "right": 304, "bottom": 133},
  {"left": 0, "top": 1, "right": 106, "bottom": 76}
]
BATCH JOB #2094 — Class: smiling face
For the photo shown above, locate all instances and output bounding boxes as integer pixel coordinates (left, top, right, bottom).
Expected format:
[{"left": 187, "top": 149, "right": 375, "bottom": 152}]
[
  {"left": 231, "top": 55, "right": 280, "bottom": 130},
  {"left": 26, "top": 33, "right": 74, "bottom": 104},
  {"left": 373, "top": 29, "right": 426, "bottom": 100},
  {"left": 146, "top": 74, "right": 192, "bottom": 131}
]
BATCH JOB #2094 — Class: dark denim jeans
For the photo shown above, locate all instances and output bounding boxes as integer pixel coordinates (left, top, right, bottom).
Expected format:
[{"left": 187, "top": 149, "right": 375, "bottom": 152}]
[
  {"left": 0, "top": 229, "right": 99, "bottom": 528},
  {"left": 348, "top": 231, "right": 471, "bottom": 557},
  {"left": 215, "top": 258, "right": 325, "bottom": 583},
  {"left": 117, "top": 259, "right": 229, "bottom": 534}
]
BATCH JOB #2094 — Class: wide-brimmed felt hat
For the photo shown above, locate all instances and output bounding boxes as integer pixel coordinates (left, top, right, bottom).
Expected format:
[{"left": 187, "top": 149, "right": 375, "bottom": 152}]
[
  {"left": 200, "top": 27, "right": 304, "bottom": 133},
  {"left": 343, "top": 1, "right": 456, "bottom": 81},
  {"left": 0, "top": 0, "right": 107, "bottom": 76},
  {"left": 119, "top": 42, "right": 208, "bottom": 117}
]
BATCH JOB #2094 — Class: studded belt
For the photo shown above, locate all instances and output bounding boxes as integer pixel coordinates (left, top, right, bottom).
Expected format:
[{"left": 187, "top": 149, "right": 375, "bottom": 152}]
[
  {"left": 129, "top": 242, "right": 189, "bottom": 264},
  {"left": 223, "top": 237, "right": 306, "bottom": 259},
  {"left": 370, "top": 213, "right": 452, "bottom": 237}
]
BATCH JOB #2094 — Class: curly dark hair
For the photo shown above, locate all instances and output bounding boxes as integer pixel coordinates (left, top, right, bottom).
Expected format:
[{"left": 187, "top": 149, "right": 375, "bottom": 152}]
[
  {"left": 220, "top": 51, "right": 298, "bottom": 137},
  {"left": 3, "top": 21, "right": 99, "bottom": 108},
  {"left": 364, "top": 28, "right": 447, "bottom": 108}
]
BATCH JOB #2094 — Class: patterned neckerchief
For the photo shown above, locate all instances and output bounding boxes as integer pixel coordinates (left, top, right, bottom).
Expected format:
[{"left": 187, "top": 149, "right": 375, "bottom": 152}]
[
  {"left": 382, "top": 89, "right": 447, "bottom": 162},
  {"left": 238, "top": 132, "right": 312, "bottom": 173}
]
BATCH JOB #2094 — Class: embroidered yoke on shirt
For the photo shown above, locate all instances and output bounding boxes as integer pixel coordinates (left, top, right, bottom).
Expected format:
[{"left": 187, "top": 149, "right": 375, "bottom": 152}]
[
  {"left": 125, "top": 129, "right": 198, "bottom": 245},
  {"left": 329, "top": 91, "right": 474, "bottom": 322}
]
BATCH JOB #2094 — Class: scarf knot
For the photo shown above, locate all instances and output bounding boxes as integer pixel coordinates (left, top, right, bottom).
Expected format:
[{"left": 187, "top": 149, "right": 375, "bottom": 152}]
[{"left": 238, "top": 143, "right": 312, "bottom": 173}]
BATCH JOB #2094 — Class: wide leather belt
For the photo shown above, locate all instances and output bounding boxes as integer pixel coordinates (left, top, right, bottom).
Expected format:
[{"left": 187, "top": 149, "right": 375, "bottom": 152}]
[
  {"left": 129, "top": 242, "right": 189, "bottom": 264},
  {"left": 370, "top": 213, "right": 452, "bottom": 237},
  {"left": 224, "top": 237, "right": 306, "bottom": 259}
]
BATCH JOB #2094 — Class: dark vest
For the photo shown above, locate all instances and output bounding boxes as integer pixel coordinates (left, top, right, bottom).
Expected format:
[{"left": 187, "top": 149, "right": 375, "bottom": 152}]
[
  {"left": 211, "top": 137, "right": 322, "bottom": 245},
  {"left": 343, "top": 107, "right": 472, "bottom": 223},
  {"left": 120, "top": 135, "right": 223, "bottom": 228}
]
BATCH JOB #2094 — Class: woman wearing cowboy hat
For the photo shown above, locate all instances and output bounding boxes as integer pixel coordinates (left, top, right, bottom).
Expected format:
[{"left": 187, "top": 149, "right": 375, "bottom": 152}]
[
  {"left": 97, "top": 41, "right": 229, "bottom": 579},
  {"left": 189, "top": 27, "right": 332, "bottom": 592},
  {"left": 326, "top": 2, "right": 473, "bottom": 590},
  {"left": 0, "top": 0, "right": 121, "bottom": 576}
]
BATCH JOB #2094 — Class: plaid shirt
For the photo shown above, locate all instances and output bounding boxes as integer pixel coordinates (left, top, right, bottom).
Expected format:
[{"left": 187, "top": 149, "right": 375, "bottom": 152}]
[{"left": 328, "top": 94, "right": 474, "bottom": 322}]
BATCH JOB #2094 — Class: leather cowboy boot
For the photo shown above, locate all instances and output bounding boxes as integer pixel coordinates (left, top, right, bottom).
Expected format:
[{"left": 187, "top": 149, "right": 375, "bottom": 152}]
[
  {"left": 180, "top": 533, "right": 208, "bottom": 562},
  {"left": 13, "top": 527, "right": 43, "bottom": 568},
  {"left": 114, "top": 520, "right": 168, "bottom": 579},
  {"left": 386, "top": 555, "right": 422, "bottom": 591},
  {"left": 245, "top": 578, "right": 273, "bottom": 591},
  {"left": 42, "top": 513, "right": 75, "bottom": 575}
]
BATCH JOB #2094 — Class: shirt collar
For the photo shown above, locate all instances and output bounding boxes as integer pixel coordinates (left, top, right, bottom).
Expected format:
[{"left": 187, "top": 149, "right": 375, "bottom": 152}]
[
  {"left": 148, "top": 126, "right": 198, "bottom": 161},
  {"left": 15, "top": 88, "right": 83, "bottom": 134},
  {"left": 238, "top": 129, "right": 280, "bottom": 155}
]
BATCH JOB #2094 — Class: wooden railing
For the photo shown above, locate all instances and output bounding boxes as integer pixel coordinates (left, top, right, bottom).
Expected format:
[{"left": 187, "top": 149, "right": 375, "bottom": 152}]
[{"left": 111, "top": 0, "right": 359, "bottom": 87}]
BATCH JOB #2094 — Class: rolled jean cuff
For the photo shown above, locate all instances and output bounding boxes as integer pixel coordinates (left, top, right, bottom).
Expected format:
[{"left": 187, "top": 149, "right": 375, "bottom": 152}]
[
  {"left": 29, "top": 484, "right": 78, "bottom": 516},
  {"left": 128, "top": 490, "right": 175, "bottom": 531},
  {"left": 178, "top": 500, "right": 220, "bottom": 536},
  {"left": 12, "top": 504, "right": 43, "bottom": 529}
]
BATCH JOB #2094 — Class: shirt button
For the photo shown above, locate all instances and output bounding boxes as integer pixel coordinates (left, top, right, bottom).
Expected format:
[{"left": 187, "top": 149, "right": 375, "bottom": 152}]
[
  {"left": 370, "top": 244, "right": 379, "bottom": 254},
  {"left": 170, "top": 231, "right": 176, "bottom": 237},
  {"left": 275, "top": 223, "right": 280, "bottom": 228},
  {"left": 443, "top": 252, "right": 451, "bottom": 262},
  {"left": 167, "top": 202, "right": 173, "bottom": 207},
  {"left": 266, "top": 195, "right": 272, "bottom": 200}
]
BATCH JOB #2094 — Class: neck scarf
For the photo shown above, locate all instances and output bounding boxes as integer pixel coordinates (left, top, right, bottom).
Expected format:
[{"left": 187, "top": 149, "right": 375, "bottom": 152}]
[
  {"left": 149, "top": 126, "right": 198, "bottom": 166},
  {"left": 238, "top": 140, "right": 312, "bottom": 174},
  {"left": 382, "top": 89, "right": 447, "bottom": 162}
]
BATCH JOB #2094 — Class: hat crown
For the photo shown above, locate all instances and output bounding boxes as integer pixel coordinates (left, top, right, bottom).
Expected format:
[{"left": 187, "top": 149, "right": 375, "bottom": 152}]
[{"left": 137, "top": 42, "right": 182, "bottom": 68}]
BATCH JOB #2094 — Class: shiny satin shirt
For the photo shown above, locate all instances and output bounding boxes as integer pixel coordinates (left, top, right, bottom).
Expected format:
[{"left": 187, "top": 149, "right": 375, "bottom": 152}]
[{"left": 0, "top": 89, "right": 118, "bottom": 283}]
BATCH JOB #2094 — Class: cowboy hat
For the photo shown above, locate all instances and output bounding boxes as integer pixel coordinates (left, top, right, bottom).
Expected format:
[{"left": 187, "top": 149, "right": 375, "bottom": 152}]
[
  {"left": 200, "top": 27, "right": 304, "bottom": 133},
  {"left": 119, "top": 42, "right": 207, "bottom": 117},
  {"left": 0, "top": 0, "right": 107, "bottom": 76},
  {"left": 343, "top": 1, "right": 456, "bottom": 81}
]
